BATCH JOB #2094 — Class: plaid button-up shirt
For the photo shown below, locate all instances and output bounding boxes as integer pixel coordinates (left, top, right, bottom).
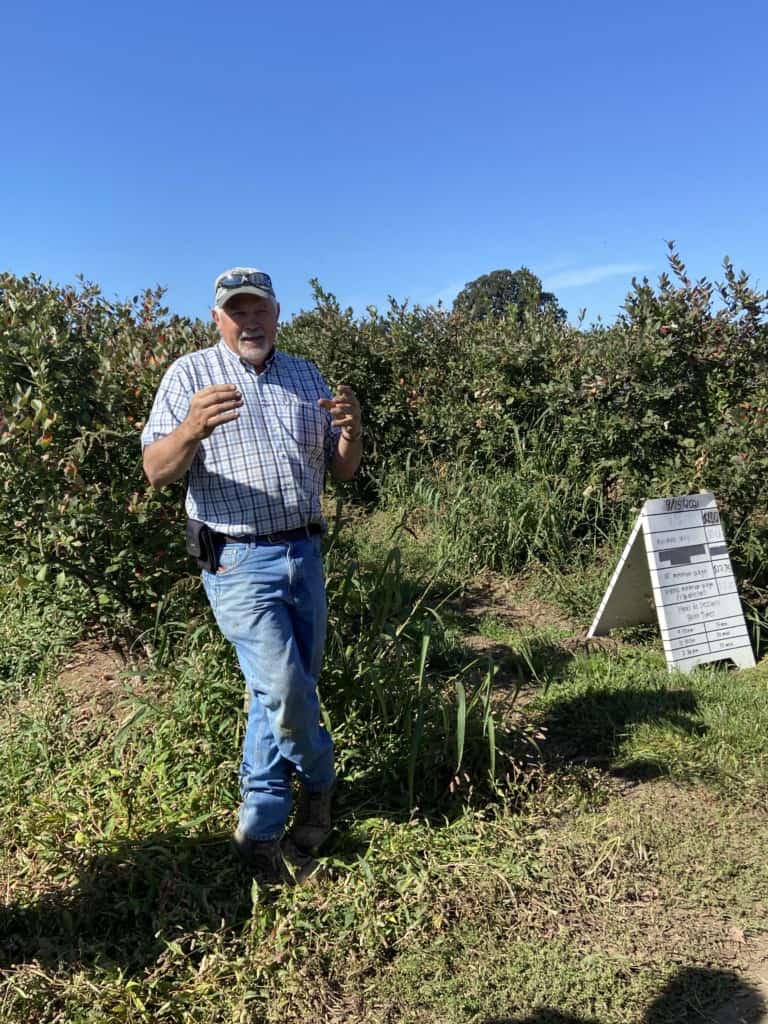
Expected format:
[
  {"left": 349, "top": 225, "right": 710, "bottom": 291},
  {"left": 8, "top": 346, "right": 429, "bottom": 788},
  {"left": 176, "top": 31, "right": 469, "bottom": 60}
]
[{"left": 141, "top": 341, "right": 341, "bottom": 536}]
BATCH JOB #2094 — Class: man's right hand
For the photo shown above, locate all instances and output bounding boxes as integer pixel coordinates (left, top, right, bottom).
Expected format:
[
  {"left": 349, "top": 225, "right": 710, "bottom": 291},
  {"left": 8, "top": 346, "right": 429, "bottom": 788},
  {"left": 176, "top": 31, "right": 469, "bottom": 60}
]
[
  {"left": 184, "top": 384, "right": 243, "bottom": 440},
  {"left": 143, "top": 384, "right": 243, "bottom": 488}
]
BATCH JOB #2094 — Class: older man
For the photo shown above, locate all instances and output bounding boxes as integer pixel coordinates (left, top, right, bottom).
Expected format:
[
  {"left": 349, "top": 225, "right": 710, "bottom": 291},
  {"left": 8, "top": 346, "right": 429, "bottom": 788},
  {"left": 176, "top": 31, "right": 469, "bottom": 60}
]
[{"left": 142, "top": 267, "right": 362, "bottom": 880}]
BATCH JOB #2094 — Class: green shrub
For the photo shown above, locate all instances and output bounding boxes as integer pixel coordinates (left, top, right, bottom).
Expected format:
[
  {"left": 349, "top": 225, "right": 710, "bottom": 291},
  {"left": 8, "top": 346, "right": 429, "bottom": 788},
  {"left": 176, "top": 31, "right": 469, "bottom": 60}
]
[
  {"left": 2, "top": 244, "right": 767, "bottom": 639},
  {"left": 0, "top": 273, "right": 210, "bottom": 632},
  {"left": 282, "top": 246, "right": 768, "bottom": 594}
]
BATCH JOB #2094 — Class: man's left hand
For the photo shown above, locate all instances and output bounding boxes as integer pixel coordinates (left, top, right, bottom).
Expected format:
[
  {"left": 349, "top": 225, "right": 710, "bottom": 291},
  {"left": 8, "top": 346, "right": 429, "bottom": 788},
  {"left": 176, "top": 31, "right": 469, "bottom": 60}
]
[{"left": 318, "top": 385, "right": 362, "bottom": 442}]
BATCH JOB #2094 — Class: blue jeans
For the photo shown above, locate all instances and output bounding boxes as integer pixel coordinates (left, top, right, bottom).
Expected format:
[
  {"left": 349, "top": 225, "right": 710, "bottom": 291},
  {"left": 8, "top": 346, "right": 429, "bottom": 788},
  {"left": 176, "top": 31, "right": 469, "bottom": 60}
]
[{"left": 202, "top": 535, "right": 335, "bottom": 841}]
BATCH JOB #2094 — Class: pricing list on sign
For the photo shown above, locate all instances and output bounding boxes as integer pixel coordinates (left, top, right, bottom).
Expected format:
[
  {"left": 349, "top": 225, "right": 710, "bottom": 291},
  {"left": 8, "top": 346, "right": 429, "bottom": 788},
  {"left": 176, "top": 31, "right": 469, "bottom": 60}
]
[{"left": 588, "top": 493, "right": 756, "bottom": 673}]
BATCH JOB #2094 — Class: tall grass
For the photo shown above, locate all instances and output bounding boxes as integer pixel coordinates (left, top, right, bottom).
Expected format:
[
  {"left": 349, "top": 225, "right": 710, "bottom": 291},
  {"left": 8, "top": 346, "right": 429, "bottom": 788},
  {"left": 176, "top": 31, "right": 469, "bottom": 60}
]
[
  {"left": 322, "top": 530, "right": 502, "bottom": 811},
  {"left": 381, "top": 419, "right": 614, "bottom": 578}
]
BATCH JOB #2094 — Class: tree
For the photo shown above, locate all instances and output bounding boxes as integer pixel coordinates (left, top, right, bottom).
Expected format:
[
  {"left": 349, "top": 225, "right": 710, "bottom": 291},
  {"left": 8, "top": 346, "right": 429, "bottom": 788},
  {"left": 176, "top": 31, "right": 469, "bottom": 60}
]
[{"left": 452, "top": 267, "right": 567, "bottom": 322}]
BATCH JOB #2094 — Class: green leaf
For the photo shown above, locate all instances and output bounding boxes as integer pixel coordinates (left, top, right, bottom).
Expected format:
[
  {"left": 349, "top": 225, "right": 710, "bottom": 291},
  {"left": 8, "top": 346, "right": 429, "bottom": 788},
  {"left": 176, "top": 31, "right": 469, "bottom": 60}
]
[{"left": 455, "top": 679, "right": 466, "bottom": 772}]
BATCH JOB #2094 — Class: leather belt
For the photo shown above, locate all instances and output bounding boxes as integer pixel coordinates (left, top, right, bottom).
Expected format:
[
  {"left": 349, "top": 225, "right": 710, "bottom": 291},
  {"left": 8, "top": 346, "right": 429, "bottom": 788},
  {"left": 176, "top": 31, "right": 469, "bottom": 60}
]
[{"left": 213, "top": 523, "right": 323, "bottom": 545}]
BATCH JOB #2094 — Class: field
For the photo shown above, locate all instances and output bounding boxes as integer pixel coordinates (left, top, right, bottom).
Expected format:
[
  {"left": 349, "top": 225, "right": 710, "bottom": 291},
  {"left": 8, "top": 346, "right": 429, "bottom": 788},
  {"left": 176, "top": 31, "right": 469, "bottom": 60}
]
[
  {"left": 2, "top": 503, "right": 768, "bottom": 1024},
  {"left": 2, "top": 258, "right": 768, "bottom": 1022}
]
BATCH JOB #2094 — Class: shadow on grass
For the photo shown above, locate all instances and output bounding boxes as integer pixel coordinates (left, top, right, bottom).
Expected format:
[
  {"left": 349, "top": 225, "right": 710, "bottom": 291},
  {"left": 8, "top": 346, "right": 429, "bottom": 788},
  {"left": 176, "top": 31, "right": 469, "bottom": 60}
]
[
  {"left": 643, "top": 964, "right": 766, "bottom": 1023},
  {"left": 483, "top": 965, "right": 766, "bottom": 1022},
  {"left": 0, "top": 831, "right": 256, "bottom": 971},
  {"left": 463, "top": 637, "right": 575, "bottom": 696},
  {"left": 512, "top": 636, "right": 577, "bottom": 685},
  {"left": 464, "top": 635, "right": 575, "bottom": 680},
  {"left": 469, "top": 635, "right": 708, "bottom": 785},
  {"left": 1, "top": 822, "right": 376, "bottom": 973},
  {"left": 534, "top": 684, "right": 704, "bottom": 782}
]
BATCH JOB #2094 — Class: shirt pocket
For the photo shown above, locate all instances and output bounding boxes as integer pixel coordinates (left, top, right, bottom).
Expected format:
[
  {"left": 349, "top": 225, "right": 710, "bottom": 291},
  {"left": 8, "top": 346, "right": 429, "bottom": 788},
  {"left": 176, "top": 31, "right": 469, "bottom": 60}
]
[{"left": 275, "top": 396, "right": 327, "bottom": 459}]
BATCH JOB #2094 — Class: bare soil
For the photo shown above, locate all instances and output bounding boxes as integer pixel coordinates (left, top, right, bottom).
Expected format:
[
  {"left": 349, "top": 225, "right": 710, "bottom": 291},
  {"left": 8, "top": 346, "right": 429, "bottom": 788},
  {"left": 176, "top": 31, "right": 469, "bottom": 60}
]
[
  {"left": 53, "top": 640, "right": 141, "bottom": 728},
  {"left": 455, "top": 568, "right": 574, "bottom": 631}
]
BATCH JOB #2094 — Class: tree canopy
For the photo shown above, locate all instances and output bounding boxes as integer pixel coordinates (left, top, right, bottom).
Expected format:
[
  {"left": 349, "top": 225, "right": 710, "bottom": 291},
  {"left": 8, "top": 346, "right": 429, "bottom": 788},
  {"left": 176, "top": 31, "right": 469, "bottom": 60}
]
[{"left": 452, "top": 267, "right": 567, "bottom": 322}]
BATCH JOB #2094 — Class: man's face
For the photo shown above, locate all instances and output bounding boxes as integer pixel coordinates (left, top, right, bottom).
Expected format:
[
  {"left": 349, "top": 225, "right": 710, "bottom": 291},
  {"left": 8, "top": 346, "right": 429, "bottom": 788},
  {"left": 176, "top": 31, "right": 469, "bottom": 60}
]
[{"left": 213, "top": 293, "right": 280, "bottom": 367}]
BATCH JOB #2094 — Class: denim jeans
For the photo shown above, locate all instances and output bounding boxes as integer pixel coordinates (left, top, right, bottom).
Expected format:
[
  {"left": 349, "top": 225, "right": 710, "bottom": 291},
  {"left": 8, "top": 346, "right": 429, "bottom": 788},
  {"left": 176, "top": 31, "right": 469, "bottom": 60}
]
[{"left": 202, "top": 535, "right": 335, "bottom": 841}]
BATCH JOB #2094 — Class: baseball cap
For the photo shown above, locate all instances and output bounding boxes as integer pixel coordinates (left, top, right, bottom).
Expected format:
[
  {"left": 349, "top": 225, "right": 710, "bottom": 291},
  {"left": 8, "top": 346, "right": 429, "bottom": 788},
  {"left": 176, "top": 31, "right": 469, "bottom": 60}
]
[{"left": 214, "top": 267, "right": 276, "bottom": 307}]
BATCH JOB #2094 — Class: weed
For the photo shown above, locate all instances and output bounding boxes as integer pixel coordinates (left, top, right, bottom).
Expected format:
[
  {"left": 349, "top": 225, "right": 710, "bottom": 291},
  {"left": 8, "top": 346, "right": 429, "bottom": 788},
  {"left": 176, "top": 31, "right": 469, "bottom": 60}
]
[{"left": 3, "top": 500, "right": 768, "bottom": 1022}]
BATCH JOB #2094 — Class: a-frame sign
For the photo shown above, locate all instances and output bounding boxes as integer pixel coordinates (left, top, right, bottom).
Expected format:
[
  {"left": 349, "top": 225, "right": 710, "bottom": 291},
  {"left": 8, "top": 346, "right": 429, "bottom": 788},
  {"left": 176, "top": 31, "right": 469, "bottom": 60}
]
[{"left": 588, "top": 492, "right": 756, "bottom": 673}]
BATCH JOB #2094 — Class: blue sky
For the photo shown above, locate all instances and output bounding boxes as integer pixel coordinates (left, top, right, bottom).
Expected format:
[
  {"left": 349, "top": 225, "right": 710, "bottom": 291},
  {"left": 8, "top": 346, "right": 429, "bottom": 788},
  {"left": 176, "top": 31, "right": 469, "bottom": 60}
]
[{"left": 3, "top": 0, "right": 767, "bottom": 327}]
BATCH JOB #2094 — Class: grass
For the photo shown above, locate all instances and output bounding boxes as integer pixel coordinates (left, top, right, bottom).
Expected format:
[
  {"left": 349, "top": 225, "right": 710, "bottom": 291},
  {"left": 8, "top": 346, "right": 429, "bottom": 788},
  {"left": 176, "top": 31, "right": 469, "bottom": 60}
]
[
  {"left": 379, "top": 425, "right": 619, "bottom": 579},
  {"left": 2, "top": 510, "right": 768, "bottom": 1023},
  {"left": 528, "top": 647, "right": 768, "bottom": 792},
  {"left": 0, "top": 569, "right": 91, "bottom": 695},
  {"left": 4, "top": 779, "right": 766, "bottom": 1022}
]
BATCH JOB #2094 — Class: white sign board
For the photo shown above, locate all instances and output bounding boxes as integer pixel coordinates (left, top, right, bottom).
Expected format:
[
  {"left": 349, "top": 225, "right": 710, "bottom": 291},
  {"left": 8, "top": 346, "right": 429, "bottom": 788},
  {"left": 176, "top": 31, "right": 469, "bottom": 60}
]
[{"left": 588, "top": 493, "right": 755, "bottom": 673}]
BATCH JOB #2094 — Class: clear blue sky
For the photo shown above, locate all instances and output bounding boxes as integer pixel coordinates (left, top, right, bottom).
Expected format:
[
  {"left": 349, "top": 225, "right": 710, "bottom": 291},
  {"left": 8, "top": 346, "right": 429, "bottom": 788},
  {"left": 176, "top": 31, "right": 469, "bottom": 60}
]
[{"left": 3, "top": 0, "right": 767, "bottom": 327}]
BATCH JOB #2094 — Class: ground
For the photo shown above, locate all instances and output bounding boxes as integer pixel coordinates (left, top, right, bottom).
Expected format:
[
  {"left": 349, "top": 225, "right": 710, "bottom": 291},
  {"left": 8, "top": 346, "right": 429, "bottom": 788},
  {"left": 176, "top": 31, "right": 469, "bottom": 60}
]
[
  {"left": 445, "top": 568, "right": 768, "bottom": 1024},
  {"left": 3, "top": 559, "right": 768, "bottom": 1024}
]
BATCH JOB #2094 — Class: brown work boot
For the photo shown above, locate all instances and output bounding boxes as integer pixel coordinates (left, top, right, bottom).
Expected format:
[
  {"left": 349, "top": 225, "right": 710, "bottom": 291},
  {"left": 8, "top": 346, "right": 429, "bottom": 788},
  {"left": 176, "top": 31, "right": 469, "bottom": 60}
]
[
  {"left": 280, "top": 835, "right": 329, "bottom": 885},
  {"left": 231, "top": 829, "right": 292, "bottom": 883},
  {"left": 288, "top": 783, "right": 335, "bottom": 852}
]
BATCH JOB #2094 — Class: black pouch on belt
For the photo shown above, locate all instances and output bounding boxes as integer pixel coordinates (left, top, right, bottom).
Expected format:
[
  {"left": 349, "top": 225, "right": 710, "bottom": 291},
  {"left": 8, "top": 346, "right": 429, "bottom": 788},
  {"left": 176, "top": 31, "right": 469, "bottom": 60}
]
[{"left": 185, "top": 518, "right": 218, "bottom": 572}]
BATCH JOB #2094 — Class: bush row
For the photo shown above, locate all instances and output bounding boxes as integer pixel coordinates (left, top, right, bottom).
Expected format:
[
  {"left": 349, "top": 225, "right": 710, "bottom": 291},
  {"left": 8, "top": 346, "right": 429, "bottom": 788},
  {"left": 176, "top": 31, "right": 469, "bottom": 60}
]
[
  {"left": 283, "top": 248, "right": 768, "bottom": 587},
  {"left": 2, "top": 245, "right": 767, "bottom": 632}
]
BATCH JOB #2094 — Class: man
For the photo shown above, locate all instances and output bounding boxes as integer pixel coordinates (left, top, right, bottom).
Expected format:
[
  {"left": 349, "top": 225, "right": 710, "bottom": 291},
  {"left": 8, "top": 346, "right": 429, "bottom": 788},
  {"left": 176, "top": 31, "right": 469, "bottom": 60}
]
[{"left": 141, "top": 267, "right": 362, "bottom": 881}]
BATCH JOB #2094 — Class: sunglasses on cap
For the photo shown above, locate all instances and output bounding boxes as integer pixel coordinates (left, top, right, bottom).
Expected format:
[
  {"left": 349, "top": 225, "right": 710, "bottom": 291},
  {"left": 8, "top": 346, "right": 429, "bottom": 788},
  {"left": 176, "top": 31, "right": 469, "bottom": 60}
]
[{"left": 216, "top": 272, "right": 274, "bottom": 291}]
